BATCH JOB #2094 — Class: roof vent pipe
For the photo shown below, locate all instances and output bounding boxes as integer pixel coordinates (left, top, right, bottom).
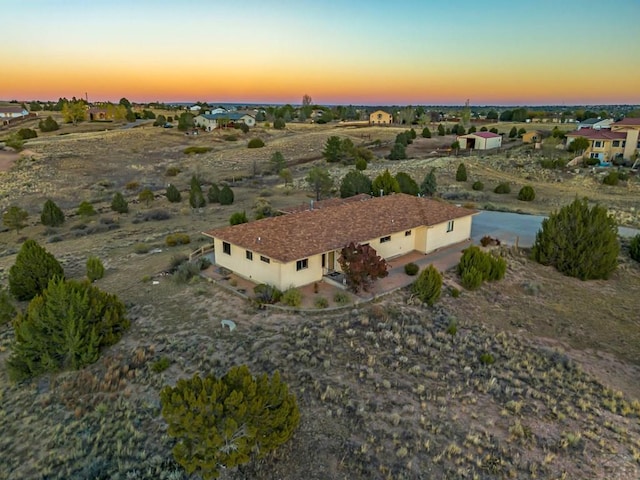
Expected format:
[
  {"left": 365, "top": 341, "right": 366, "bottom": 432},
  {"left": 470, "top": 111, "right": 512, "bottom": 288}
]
[{"left": 380, "top": 189, "right": 384, "bottom": 197}]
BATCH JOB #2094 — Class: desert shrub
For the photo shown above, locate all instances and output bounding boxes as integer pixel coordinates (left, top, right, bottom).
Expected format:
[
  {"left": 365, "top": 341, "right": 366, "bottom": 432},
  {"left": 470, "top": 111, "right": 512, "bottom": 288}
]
[
  {"left": 7, "top": 277, "right": 129, "bottom": 381},
  {"left": 223, "top": 134, "right": 238, "bottom": 141},
  {"left": 248, "top": 138, "right": 265, "bottom": 148},
  {"left": 449, "top": 287, "right": 460, "bottom": 298},
  {"left": 139, "top": 188, "right": 155, "bottom": 207},
  {"left": 487, "top": 256, "right": 507, "bottom": 281},
  {"left": 196, "top": 256, "right": 212, "bottom": 270},
  {"left": 86, "top": 256, "right": 105, "bottom": 282},
  {"left": 166, "top": 184, "right": 182, "bottom": 203},
  {"left": 479, "top": 352, "right": 495, "bottom": 365},
  {"left": 602, "top": 171, "right": 619, "bottom": 186},
  {"left": 461, "top": 266, "right": 484, "bottom": 290},
  {"left": 333, "top": 291, "right": 350, "bottom": 306},
  {"left": 472, "top": 181, "right": 484, "bottom": 191},
  {"left": 618, "top": 170, "right": 629, "bottom": 181},
  {"left": 170, "top": 254, "right": 189, "bottom": 271},
  {"left": 0, "top": 289, "right": 17, "bottom": 326},
  {"left": 282, "top": 288, "right": 302, "bottom": 307},
  {"left": 540, "top": 158, "right": 567, "bottom": 169},
  {"left": 110, "top": 192, "right": 129, "bottom": 213},
  {"left": 207, "top": 183, "right": 220, "bottom": 203},
  {"left": 172, "top": 261, "right": 200, "bottom": 284},
  {"left": 273, "top": 117, "right": 286, "bottom": 129},
  {"left": 456, "top": 163, "right": 467, "bottom": 181},
  {"left": 518, "top": 185, "right": 536, "bottom": 201},
  {"left": 183, "top": 146, "right": 212, "bottom": 155},
  {"left": 583, "top": 157, "right": 599, "bottom": 167},
  {"left": 254, "top": 284, "right": 282, "bottom": 304},
  {"left": 165, "top": 233, "right": 191, "bottom": 246},
  {"left": 494, "top": 182, "right": 511, "bottom": 194},
  {"left": 125, "top": 181, "right": 140, "bottom": 190},
  {"left": 314, "top": 296, "right": 329, "bottom": 309},
  {"left": 9, "top": 239, "right": 64, "bottom": 301},
  {"left": 355, "top": 157, "right": 367, "bottom": 171},
  {"left": 480, "top": 236, "right": 493, "bottom": 247},
  {"left": 165, "top": 166, "right": 181, "bottom": 176},
  {"left": 189, "top": 175, "right": 206, "bottom": 209},
  {"left": 77, "top": 201, "right": 97, "bottom": 217},
  {"left": 136, "top": 209, "right": 171, "bottom": 222},
  {"left": 236, "top": 122, "right": 250, "bottom": 133},
  {"left": 39, "top": 116, "right": 59, "bottom": 132},
  {"left": 229, "top": 211, "right": 248, "bottom": 225},
  {"left": 404, "top": 262, "right": 419, "bottom": 276},
  {"left": 160, "top": 366, "right": 299, "bottom": 480},
  {"left": 630, "top": 234, "right": 640, "bottom": 262},
  {"left": 40, "top": 199, "right": 65, "bottom": 227},
  {"left": 151, "top": 357, "right": 171, "bottom": 373},
  {"left": 411, "top": 264, "right": 442, "bottom": 306},
  {"left": 532, "top": 198, "right": 619, "bottom": 280},
  {"left": 17, "top": 128, "right": 37, "bottom": 140},
  {"left": 219, "top": 185, "right": 235, "bottom": 205},
  {"left": 133, "top": 243, "right": 150, "bottom": 254}
]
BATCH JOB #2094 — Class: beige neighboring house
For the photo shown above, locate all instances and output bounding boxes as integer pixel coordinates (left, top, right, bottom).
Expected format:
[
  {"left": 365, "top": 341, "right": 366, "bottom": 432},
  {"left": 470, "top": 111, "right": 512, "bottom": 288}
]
[
  {"left": 203, "top": 193, "right": 477, "bottom": 291},
  {"left": 194, "top": 112, "right": 256, "bottom": 131},
  {"left": 456, "top": 131, "right": 502, "bottom": 150},
  {"left": 369, "top": 110, "right": 393, "bottom": 125},
  {"left": 522, "top": 130, "right": 542, "bottom": 144},
  {"left": 565, "top": 118, "right": 640, "bottom": 162},
  {"left": 0, "top": 105, "right": 29, "bottom": 119}
]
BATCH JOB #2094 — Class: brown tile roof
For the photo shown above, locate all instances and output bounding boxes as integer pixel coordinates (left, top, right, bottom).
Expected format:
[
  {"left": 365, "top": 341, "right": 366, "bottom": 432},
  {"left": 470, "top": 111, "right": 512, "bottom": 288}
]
[
  {"left": 565, "top": 128, "right": 626, "bottom": 140},
  {"left": 614, "top": 118, "right": 640, "bottom": 126},
  {"left": 204, "top": 193, "right": 476, "bottom": 263},
  {"left": 278, "top": 194, "right": 371, "bottom": 214},
  {"left": 0, "top": 105, "right": 26, "bottom": 114}
]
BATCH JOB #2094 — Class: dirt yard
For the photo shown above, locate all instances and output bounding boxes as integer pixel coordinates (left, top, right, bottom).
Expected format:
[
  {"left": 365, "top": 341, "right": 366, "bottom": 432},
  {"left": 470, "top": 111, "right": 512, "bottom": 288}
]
[{"left": 1, "top": 120, "right": 640, "bottom": 479}]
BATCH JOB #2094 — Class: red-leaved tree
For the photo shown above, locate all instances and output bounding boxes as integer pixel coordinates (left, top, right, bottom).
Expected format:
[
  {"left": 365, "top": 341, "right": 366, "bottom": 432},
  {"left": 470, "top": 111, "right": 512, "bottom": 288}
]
[{"left": 338, "top": 242, "right": 389, "bottom": 293}]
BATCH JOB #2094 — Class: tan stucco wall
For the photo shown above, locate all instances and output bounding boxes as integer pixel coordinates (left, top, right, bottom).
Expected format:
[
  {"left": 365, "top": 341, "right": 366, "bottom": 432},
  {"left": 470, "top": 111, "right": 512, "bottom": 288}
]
[
  {"left": 280, "top": 254, "right": 324, "bottom": 290},
  {"left": 623, "top": 130, "right": 639, "bottom": 160},
  {"left": 425, "top": 216, "right": 473, "bottom": 253},
  {"left": 369, "top": 110, "right": 392, "bottom": 124},
  {"left": 213, "top": 238, "right": 283, "bottom": 287},
  {"left": 373, "top": 228, "right": 417, "bottom": 259}
]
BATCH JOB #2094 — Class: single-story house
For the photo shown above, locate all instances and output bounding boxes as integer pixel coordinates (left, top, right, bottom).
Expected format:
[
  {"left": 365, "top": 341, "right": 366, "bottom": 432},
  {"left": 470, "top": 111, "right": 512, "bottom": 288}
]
[
  {"left": 522, "top": 130, "right": 542, "bottom": 144},
  {"left": 456, "top": 131, "right": 502, "bottom": 150},
  {"left": 369, "top": 110, "right": 393, "bottom": 125},
  {"left": 567, "top": 118, "right": 640, "bottom": 161},
  {"left": 577, "top": 118, "right": 613, "bottom": 130},
  {"left": 189, "top": 105, "right": 202, "bottom": 112},
  {"left": 194, "top": 112, "right": 256, "bottom": 131},
  {"left": 0, "top": 105, "right": 29, "bottom": 119},
  {"left": 88, "top": 107, "right": 113, "bottom": 121},
  {"left": 203, "top": 193, "right": 477, "bottom": 291}
]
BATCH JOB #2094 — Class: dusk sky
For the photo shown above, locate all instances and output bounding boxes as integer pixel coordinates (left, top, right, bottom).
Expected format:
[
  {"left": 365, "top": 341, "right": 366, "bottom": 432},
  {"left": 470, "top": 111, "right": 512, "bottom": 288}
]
[{"left": 3, "top": 0, "right": 640, "bottom": 106}]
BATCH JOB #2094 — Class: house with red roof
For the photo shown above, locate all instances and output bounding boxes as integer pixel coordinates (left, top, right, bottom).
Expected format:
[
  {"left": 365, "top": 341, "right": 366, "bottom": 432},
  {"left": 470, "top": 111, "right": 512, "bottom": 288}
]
[
  {"left": 203, "top": 193, "right": 476, "bottom": 290},
  {"left": 566, "top": 118, "right": 640, "bottom": 162},
  {"left": 456, "top": 131, "right": 502, "bottom": 150}
]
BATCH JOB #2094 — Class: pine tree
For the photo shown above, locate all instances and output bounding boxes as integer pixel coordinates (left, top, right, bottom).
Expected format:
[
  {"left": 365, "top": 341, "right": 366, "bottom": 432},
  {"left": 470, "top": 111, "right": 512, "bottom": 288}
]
[
  {"left": 86, "top": 256, "right": 105, "bottom": 282},
  {"left": 166, "top": 184, "right": 182, "bottom": 203},
  {"left": 372, "top": 169, "right": 400, "bottom": 197},
  {"left": 189, "top": 176, "right": 206, "bottom": 208},
  {"left": 412, "top": 265, "right": 442, "bottom": 305},
  {"left": 208, "top": 183, "right": 220, "bottom": 203},
  {"left": 422, "top": 127, "right": 431, "bottom": 138},
  {"left": 456, "top": 163, "right": 467, "bottom": 182},
  {"left": 420, "top": 168, "right": 437, "bottom": 196},
  {"left": 9, "top": 239, "right": 64, "bottom": 301},
  {"left": 138, "top": 188, "right": 155, "bottom": 207},
  {"left": 532, "top": 198, "right": 619, "bottom": 280},
  {"left": 437, "top": 124, "right": 445, "bottom": 136},
  {"left": 160, "top": 366, "right": 300, "bottom": 480},
  {"left": 340, "top": 170, "right": 372, "bottom": 198},
  {"left": 77, "top": 201, "right": 96, "bottom": 217},
  {"left": 395, "top": 172, "right": 419, "bottom": 195},
  {"left": 111, "top": 192, "right": 129, "bottom": 213},
  {"left": 509, "top": 126, "right": 518, "bottom": 138},
  {"left": 219, "top": 185, "right": 235, "bottom": 205},
  {"left": 387, "top": 142, "right": 407, "bottom": 160},
  {"left": 40, "top": 199, "right": 65, "bottom": 227}
]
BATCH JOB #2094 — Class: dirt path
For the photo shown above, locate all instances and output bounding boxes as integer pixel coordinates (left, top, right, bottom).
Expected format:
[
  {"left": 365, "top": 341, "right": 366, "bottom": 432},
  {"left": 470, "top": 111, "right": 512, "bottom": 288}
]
[{"left": 0, "top": 151, "right": 19, "bottom": 172}]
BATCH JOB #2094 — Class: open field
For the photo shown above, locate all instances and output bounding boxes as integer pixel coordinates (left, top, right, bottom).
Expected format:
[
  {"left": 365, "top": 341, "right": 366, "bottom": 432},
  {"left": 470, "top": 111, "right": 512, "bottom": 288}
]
[{"left": 1, "top": 121, "right": 640, "bottom": 479}]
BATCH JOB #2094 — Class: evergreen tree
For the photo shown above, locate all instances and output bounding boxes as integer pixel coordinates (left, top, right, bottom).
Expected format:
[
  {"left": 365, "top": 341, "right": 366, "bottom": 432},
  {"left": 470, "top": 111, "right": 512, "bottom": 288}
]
[
  {"left": 160, "top": 366, "right": 300, "bottom": 480},
  {"left": 305, "top": 166, "right": 334, "bottom": 201},
  {"left": 395, "top": 172, "right": 419, "bottom": 195},
  {"left": 8, "top": 239, "right": 64, "bottom": 301},
  {"left": 3, "top": 205, "right": 29, "bottom": 234},
  {"left": 208, "top": 183, "right": 220, "bottom": 203},
  {"left": 372, "top": 169, "right": 400, "bottom": 197},
  {"left": 189, "top": 176, "right": 206, "bottom": 208},
  {"left": 456, "top": 163, "right": 467, "bottom": 182},
  {"left": 273, "top": 117, "right": 286, "bottom": 129},
  {"left": 138, "top": 188, "right": 155, "bottom": 207},
  {"left": 437, "top": 124, "right": 445, "bottom": 136},
  {"left": 340, "top": 170, "right": 372, "bottom": 198},
  {"left": 630, "top": 234, "right": 640, "bottom": 262},
  {"left": 38, "top": 116, "right": 60, "bottom": 132},
  {"left": 77, "top": 201, "right": 96, "bottom": 217},
  {"left": 166, "top": 184, "right": 182, "bottom": 203},
  {"left": 111, "top": 192, "right": 129, "bottom": 213},
  {"left": 422, "top": 127, "right": 431, "bottom": 138},
  {"left": 86, "top": 256, "right": 105, "bottom": 282},
  {"left": 270, "top": 151, "right": 286, "bottom": 174},
  {"left": 40, "top": 199, "right": 65, "bottom": 227},
  {"left": 412, "top": 265, "right": 442, "bottom": 306},
  {"left": 322, "top": 136, "right": 343, "bottom": 163},
  {"left": 419, "top": 168, "right": 437, "bottom": 196},
  {"left": 219, "top": 185, "right": 235, "bottom": 205},
  {"left": 531, "top": 198, "right": 619, "bottom": 280},
  {"left": 7, "top": 278, "right": 129, "bottom": 381},
  {"left": 509, "top": 126, "right": 518, "bottom": 138},
  {"left": 387, "top": 142, "right": 407, "bottom": 160},
  {"left": 229, "top": 211, "right": 248, "bottom": 225},
  {"left": 0, "top": 288, "right": 16, "bottom": 326}
]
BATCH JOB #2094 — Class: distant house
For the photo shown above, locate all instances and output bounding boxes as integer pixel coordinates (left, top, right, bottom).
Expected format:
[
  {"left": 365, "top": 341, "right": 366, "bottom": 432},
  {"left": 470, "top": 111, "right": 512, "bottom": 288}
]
[
  {"left": 189, "top": 105, "right": 202, "bottom": 112},
  {"left": 456, "top": 131, "right": 502, "bottom": 150},
  {"left": 194, "top": 112, "right": 256, "bottom": 131},
  {"left": 577, "top": 118, "right": 613, "bottom": 130},
  {"left": 369, "top": 110, "right": 393, "bottom": 125},
  {"left": 88, "top": 107, "right": 113, "bottom": 121},
  {"left": 522, "top": 130, "right": 542, "bottom": 144},
  {"left": 567, "top": 118, "right": 640, "bottom": 162},
  {"left": 0, "top": 105, "right": 29, "bottom": 119},
  {"left": 203, "top": 193, "right": 476, "bottom": 291},
  {"left": 206, "top": 107, "right": 228, "bottom": 115}
]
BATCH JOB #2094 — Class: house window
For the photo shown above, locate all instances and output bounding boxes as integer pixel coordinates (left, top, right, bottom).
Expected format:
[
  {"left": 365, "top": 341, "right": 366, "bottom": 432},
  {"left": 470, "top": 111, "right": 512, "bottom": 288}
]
[
  {"left": 246, "top": 250, "right": 253, "bottom": 260},
  {"left": 405, "top": 230, "right": 412, "bottom": 236},
  {"left": 594, "top": 141, "right": 602, "bottom": 148},
  {"left": 380, "top": 236, "right": 391, "bottom": 243},
  {"left": 590, "top": 153, "right": 600, "bottom": 159},
  {"left": 296, "top": 259, "right": 308, "bottom": 271},
  {"left": 613, "top": 141, "right": 620, "bottom": 147},
  {"left": 447, "top": 221, "right": 454, "bottom": 232},
  {"left": 260, "top": 255, "right": 270, "bottom": 264},
  {"left": 222, "top": 242, "right": 231, "bottom": 255}
]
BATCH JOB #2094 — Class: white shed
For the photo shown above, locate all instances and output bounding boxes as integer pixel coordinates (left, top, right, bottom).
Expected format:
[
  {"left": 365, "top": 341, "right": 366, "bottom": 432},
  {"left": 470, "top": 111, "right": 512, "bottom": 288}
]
[{"left": 457, "top": 132, "right": 502, "bottom": 150}]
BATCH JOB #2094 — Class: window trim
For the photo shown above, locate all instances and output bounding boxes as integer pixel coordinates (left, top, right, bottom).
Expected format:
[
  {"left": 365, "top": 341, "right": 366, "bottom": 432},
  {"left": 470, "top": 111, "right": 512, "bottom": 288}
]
[
  {"left": 260, "top": 255, "right": 270, "bottom": 264},
  {"left": 405, "top": 230, "right": 412, "bottom": 236},
  {"left": 222, "top": 241, "right": 231, "bottom": 255},
  {"left": 380, "top": 235, "right": 391, "bottom": 243},
  {"left": 296, "top": 258, "right": 309, "bottom": 271},
  {"left": 446, "top": 220, "right": 454, "bottom": 232},
  {"left": 246, "top": 250, "right": 253, "bottom": 260}
]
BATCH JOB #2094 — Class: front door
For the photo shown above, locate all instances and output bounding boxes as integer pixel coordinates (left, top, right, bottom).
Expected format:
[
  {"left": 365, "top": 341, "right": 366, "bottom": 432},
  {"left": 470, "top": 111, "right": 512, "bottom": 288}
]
[{"left": 328, "top": 251, "right": 335, "bottom": 272}]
